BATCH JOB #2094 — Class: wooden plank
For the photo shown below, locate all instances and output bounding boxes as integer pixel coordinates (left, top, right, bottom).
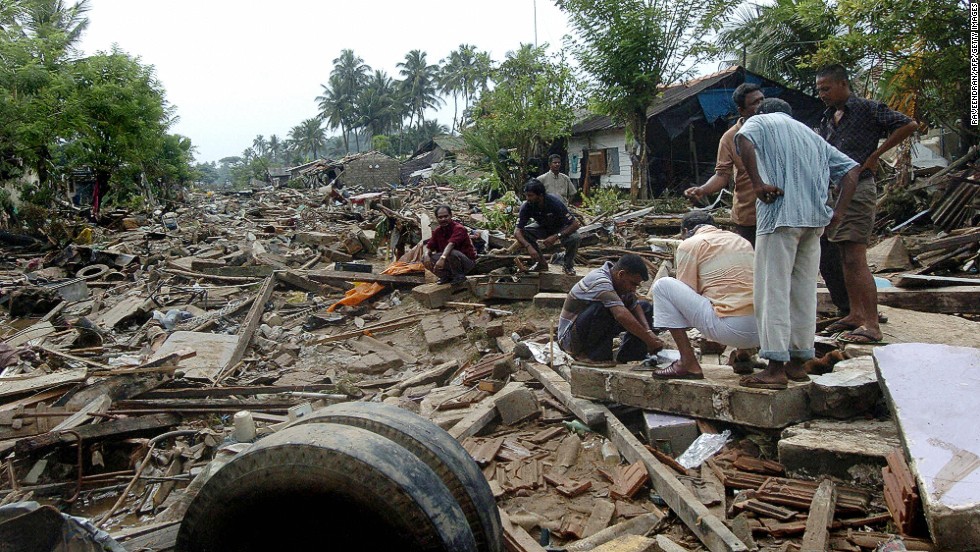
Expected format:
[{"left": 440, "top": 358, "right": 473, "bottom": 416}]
[
  {"left": 565, "top": 512, "right": 666, "bottom": 552},
  {"left": 448, "top": 382, "right": 522, "bottom": 440},
  {"left": 894, "top": 274, "right": 980, "bottom": 288},
  {"left": 307, "top": 269, "right": 426, "bottom": 287},
  {"left": 15, "top": 413, "right": 180, "bottom": 456},
  {"left": 276, "top": 269, "right": 336, "bottom": 295},
  {"left": 0, "top": 369, "right": 87, "bottom": 400},
  {"left": 800, "top": 479, "right": 837, "bottom": 552},
  {"left": 500, "top": 508, "right": 548, "bottom": 552},
  {"left": 599, "top": 404, "right": 748, "bottom": 552},
  {"left": 524, "top": 362, "right": 605, "bottom": 428},
  {"left": 818, "top": 286, "right": 980, "bottom": 314},
  {"left": 50, "top": 395, "right": 111, "bottom": 433},
  {"left": 115, "top": 520, "right": 180, "bottom": 551},
  {"left": 224, "top": 274, "right": 277, "bottom": 375},
  {"left": 909, "top": 231, "right": 980, "bottom": 255}
]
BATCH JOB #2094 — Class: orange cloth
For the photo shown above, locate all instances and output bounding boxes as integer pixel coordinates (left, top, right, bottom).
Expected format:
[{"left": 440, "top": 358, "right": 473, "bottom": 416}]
[
  {"left": 325, "top": 261, "right": 425, "bottom": 312},
  {"left": 674, "top": 225, "right": 755, "bottom": 318}
]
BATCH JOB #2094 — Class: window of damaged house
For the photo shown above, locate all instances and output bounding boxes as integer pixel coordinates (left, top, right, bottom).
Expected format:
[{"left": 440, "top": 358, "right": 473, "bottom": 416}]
[{"left": 576, "top": 147, "right": 619, "bottom": 176}]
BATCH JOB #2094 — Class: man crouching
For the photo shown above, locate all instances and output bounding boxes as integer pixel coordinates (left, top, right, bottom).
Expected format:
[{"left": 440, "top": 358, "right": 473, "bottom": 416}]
[{"left": 557, "top": 254, "right": 664, "bottom": 363}]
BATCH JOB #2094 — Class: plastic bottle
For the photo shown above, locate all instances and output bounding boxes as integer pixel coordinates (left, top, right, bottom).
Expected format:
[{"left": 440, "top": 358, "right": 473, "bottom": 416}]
[
  {"left": 601, "top": 441, "right": 620, "bottom": 465},
  {"left": 232, "top": 411, "right": 256, "bottom": 442}
]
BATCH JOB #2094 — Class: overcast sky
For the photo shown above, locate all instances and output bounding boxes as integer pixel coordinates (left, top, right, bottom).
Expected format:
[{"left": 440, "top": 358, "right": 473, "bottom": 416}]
[{"left": 77, "top": 0, "right": 575, "bottom": 164}]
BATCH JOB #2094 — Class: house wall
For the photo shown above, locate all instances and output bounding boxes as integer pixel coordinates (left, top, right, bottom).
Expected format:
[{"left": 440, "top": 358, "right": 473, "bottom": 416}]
[
  {"left": 567, "top": 129, "right": 632, "bottom": 189},
  {"left": 338, "top": 152, "right": 399, "bottom": 189}
]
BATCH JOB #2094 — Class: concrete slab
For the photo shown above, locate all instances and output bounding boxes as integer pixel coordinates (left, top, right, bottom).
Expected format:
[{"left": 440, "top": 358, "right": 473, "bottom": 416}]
[
  {"left": 421, "top": 313, "right": 466, "bottom": 350},
  {"left": 874, "top": 343, "right": 980, "bottom": 551},
  {"left": 643, "top": 412, "right": 699, "bottom": 457},
  {"left": 570, "top": 364, "right": 811, "bottom": 429},
  {"left": 152, "top": 331, "right": 239, "bottom": 381},
  {"left": 779, "top": 419, "right": 900, "bottom": 485},
  {"left": 808, "top": 356, "right": 881, "bottom": 419}
]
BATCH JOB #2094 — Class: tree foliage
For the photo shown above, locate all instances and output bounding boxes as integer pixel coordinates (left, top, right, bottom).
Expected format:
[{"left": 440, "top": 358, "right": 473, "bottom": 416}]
[
  {"left": 558, "top": 0, "right": 737, "bottom": 199},
  {"left": 464, "top": 44, "right": 582, "bottom": 193}
]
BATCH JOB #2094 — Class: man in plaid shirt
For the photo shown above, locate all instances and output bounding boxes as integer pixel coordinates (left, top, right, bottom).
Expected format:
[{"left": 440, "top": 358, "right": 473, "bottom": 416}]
[{"left": 815, "top": 64, "right": 918, "bottom": 344}]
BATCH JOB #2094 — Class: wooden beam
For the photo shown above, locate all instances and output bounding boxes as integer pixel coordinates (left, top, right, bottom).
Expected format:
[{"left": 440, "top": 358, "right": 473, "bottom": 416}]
[
  {"left": 224, "top": 274, "right": 277, "bottom": 374},
  {"left": 523, "top": 362, "right": 605, "bottom": 428},
  {"left": 499, "top": 508, "right": 548, "bottom": 552},
  {"left": 818, "top": 286, "right": 980, "bottom": 314},
  {"left": 800, "top": 479, "right": 837, "bottom": 552},
  {"left": 598, "top": 404, "right": 748, "bottom": 552},
  {"left": 15, "top": 413, "right": 180, "bottom": 456},
  {"left": 893, "top": 274, "right": 980, "bottom": 288},
  {"left": 910, "top": 231, "right": 980, "bottom": 255},
  {"left": 306, "top": 269, "right": 426, "bottom": 287}
]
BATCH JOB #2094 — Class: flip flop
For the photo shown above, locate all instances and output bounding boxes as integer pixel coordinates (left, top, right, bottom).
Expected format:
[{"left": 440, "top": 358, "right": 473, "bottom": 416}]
[
  {"left": 739, "top": 374, "right": 788, "bottom": 390},
  {"left": 836, "top": 327, "right": 886, "bottom": 345},
  {"left": 817, "top": 320, "right": 858, "bottom": 337},
  {"left": 651, "top": 360, "right": 704, "bottom": 380}
]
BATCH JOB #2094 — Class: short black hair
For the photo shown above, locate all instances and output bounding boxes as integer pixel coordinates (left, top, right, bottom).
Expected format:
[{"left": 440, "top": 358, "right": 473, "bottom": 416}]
[
  {"left": 613, "top": 254, "right": 649, "bottom": 281},
  {"left": 433, "top": 205, "right": 452, "bottom": 217},
  {"left": 816, "top": 64, "right": 849, "bottom": 86},
  {"left": 681, "top": 210, "right": 715, "bottom": 231},
  {"left": 548, "top": 154, "right": 561, "bottom": 163},
  {"left": 756, "top": 98, "right": 793, "bottom": 116},
  {"left": 732, "top": 83, "right": 762, "bottom": 109},
  {"left": 524, "top": 178, "right": 546, "bottom": 196}
]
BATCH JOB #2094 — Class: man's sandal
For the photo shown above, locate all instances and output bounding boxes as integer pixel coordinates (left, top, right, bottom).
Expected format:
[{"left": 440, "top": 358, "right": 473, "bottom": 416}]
[
  {"left": 651, "top": 360, "right": 704, "bottom": 380},
  {"left": 739, "top": 374, "right": 787, "bottom": 390}
]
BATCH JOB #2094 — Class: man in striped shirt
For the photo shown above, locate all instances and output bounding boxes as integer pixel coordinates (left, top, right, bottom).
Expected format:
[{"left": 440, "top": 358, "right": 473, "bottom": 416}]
[{"left": 735, "top": 98, "right": 861, "bottom": 389}]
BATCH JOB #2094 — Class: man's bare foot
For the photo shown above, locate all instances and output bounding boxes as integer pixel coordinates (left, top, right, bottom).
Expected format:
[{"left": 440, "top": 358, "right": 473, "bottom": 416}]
[
  {"left": 785, "top": 359, "right": 810, "bottom": 382},
  {"left": 740, "top": 362, "right": 788, "bottom": 389}
]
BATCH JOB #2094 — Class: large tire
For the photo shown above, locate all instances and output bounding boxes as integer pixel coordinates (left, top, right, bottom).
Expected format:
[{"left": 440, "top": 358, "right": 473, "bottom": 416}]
[
  {"left": 291, "top": 401, "right": 503, "bottom": 552},
  {"left": 175, "top": 423, "right": 477, "bottom": 552}
]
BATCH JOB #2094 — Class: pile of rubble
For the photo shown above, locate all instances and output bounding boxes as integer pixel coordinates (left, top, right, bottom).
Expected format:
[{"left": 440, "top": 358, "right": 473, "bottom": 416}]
[{"left": 0, "top": 175, "right": 977, "bottom": 551}]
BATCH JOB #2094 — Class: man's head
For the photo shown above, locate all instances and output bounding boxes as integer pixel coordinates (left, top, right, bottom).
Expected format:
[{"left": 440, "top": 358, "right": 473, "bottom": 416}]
[
  {"left": 732, "top": 83, "right": 764, "bottom": 118},
  {"left": 815, "top": 64, "right": 851, "bottom": 108},
  {"left": 434, "top": 205, "right": 452, "bottom": 227},
  {"left": 524, "top": 178, "right": 547, "bottom": 205},
  {"left": 610, "top": 254, "right": 649, "bottom": 295},
  {"left": 681, "top": 210, "right": 715, "bottom": 238},
  {"left": 756, "top": 98, "right": 793, "bottom": 117},
  {"left": 548, "top": 154, "right": 562, "bottom": 173}
]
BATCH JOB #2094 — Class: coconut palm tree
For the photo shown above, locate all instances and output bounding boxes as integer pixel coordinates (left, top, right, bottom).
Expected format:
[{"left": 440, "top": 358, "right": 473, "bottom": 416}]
[
  {"left": 317, "top": 76, "right": 352, "bottom": 153},
  {"left": 397, "top": 49, "right": 443, "bottom": 131},
  {"left": 289, "top": 118, "right": 326, "bottom": 161},
  {"left": 252, "top": 135, "right": 268, "bottom": 158},
  {"left": 13, "top": 0, "right": 91, "bottom": 66},
  {"left": 268, "top": 134, "right": 281, "bottom": 163},
  {"left": 356, "top": 70, "right": 397, "bottom": 139}
]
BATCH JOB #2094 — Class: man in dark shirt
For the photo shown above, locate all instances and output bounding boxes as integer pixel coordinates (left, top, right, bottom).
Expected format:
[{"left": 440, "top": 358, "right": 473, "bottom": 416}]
[
  {"left": 424, "top": 205, "right": 477, "bottom": 285},
  {"left": 815, "top": 64, "right": 918, "bottom": 343},
  {"left": 514, "top": 179, "right": 582, "bottom": 275}
]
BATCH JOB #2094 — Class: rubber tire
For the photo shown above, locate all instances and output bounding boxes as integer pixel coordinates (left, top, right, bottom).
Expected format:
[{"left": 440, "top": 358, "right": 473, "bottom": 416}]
[
  {"left": 290, "top": 401, "right": 503, "bottom": 552},
  {"left": 175, "top": 423, "right": 477, "bottom": 552}
]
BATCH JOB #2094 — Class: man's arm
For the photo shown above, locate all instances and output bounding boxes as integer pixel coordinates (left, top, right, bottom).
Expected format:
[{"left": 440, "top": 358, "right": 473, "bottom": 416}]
[
  {"left": 686, "top": 135, "right": 735, "bottom": 200},
  {"left": 736, "top": 135, "right": 783, "bottom": 204},
  {"left": 862, "top": 120, "right": 918, "bottom": 172},
  {"left": 543, "top": 217, "right": 581, "bottom": 248},
  {"left": 609, "top": 304, "right": 662, "bottom": 352}
]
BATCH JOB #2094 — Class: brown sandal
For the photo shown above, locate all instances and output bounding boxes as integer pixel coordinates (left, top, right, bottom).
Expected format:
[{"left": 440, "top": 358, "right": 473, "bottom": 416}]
[
  {"left": 651, "top": 360, "right": 704, "bottom": 380},
  {"left": 739, "top": 374, "right": 788, "bottom": 390}
]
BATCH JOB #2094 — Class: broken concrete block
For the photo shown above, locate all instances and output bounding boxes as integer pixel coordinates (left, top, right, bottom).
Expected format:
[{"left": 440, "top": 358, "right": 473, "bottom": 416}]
[
  {"left": 808, "top": 356, "right": 881, "bottom": 419},
  {"left": 874, "top": 343, "right": 980, "bottom": 552},
  {"left": 493, "top": 385, "right": 539, "bottom": 425},
  {"left": 421, "top": 313, "right": 466, "bottom": 350},
  {"left": 532, "top": 292, "right": 566, "bottom": 309},
  {"left": 346, "top": 350, "right": 404, "bottom": 375},
  {"left": 412, "top": 282, "right": 453, "bottom": 309},
  {"left": 643, "top": 412, "right": 699, "bottom": 457},
  {"left": 779, "top": 419, "right": 900, "bottom": 485},
  {"left": 843, "top": 343, "right": 877, "bottom": 358},
  {"left": 486, "top": 320, "right": 505, "bottom": 338},
  {"left": 152, "top": 331, "right": 239, "bottom": 381}
]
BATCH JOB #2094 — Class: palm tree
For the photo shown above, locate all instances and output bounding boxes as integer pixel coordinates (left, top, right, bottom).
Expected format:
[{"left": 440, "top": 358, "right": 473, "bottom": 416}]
[
  {"left": 438, "top": 47, "right": 468, "bottom": 133},
  {"left": 317, "top": 76, "right": 351, "bottom": 152},
  {"left": 15, "top": 0, "right": 91, "bottom": 66},
  {"left": 252, "top": 135, "right": 268, "bottom": 158},
  {"left": 397, "top": 49, "right": 443, "bottom": 131},
  {"left": 330, "top": 49, "right": 370, "bottom": 150},
  {"left": 356, "top": 70, "right": 397, "bottom": 138},
  {"left": 290, "top": 118, "right": 326, "bottom": 160},
  {"left": 268, "top": 134, "right": 281, "bottom": 163},
  {"left": 715, "top": 0, "right": 841, "bottom": 94}
]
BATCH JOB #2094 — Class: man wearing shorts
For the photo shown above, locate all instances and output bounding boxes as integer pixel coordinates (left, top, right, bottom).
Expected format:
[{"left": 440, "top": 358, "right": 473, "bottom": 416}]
[{"left": 815, "top": 65, "right": 918, "bottom": 343}]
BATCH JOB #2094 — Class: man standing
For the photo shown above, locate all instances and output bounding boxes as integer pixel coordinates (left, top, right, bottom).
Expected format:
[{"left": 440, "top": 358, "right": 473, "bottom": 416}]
[
  {"left": 424, "top": 205, "right": 477, "bottom": 285},
  {"left": 815, "top": 64, "right": 918, "bottom": 343},
  {"left": 648, "top": 211, "right": 760, "bottom": 380},
  {"left": 558, "top": 254, "right": 664, "bottom": 363},
  {"left": 684, "top": 83, "right": 765, "bottom": 245},
  {"left": 515, "top": 179, "right": 581, "bottom": 275},
  {"left": 735, "top": 98, "right": 861, "bottom": 389},
  {"left": 538, "top": 154, "right": 577, "bottom": 205}
]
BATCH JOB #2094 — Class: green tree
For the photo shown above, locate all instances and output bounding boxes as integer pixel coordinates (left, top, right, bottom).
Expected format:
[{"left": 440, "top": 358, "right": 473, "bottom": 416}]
[
  {"left": 194, "top": 160, "right": 219, "bottom": 185},
  {"left": 267, "top": 134, "right": 282, "bottom": 163},
  {"left": 465, "top": 44, "right": 581, "bottom": 192},
  {"left": 397, "top": 49, "right": 443, "bottom": 131},
  {"left": 289, "top": 118, "right": 326, "bottom": 161},
  {"left": 64, "top": 48, "right": 171, "bottom": 214},
  {"left": 558, "top": 0, "right": 737, "bottom": 199}
]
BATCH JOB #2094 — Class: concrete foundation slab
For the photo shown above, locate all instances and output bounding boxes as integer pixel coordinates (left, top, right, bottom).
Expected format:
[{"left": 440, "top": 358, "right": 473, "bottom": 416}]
[
  {"left": 874, "top": 343, "right": 980, "bottom": 551},
  {"left": 643, "top": 412, "right": 699, "bottom": 457},
  {"left": 152, "top": 331, "right": 239, "bottom": 381},
  {"left": 808, "top": 356, "right": 881, "bottom": 419},
  {"left": 570, "top": 364, "right": 811, "bottom": 429},
  {"left": 779, "top": 419, "right": 900, "bottom": 485}
]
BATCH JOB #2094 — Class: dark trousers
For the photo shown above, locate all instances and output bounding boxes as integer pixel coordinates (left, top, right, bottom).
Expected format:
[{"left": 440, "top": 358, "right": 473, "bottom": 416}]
[
  {"left": 522, "top": 226, "right": 581, "bottom": 270},
  {"left": 819, "top": 234, "right": 850, "bottom": 314},
  {"left": 734, "top": 224, "right": 756, "bottom": 248},
  {"left": 425, "top": 250, "right": 475, "bottom": 283},
  {"left": 568, "top": 300, "right": 654, "bottom": 362}
]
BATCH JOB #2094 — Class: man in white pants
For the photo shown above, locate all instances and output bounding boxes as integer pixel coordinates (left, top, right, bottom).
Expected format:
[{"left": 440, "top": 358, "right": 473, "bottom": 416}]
[
  {"left": 649, "top": 211, "right": 760, "bottom": 379},
  {"left": 735, "top": 98, "right": 861, "bottom": 389}
]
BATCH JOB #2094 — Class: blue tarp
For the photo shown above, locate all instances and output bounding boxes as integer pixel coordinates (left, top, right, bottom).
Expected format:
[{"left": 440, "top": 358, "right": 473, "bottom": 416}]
[{"left": 696, "top": 76, "right": 784, "bottom": 125}]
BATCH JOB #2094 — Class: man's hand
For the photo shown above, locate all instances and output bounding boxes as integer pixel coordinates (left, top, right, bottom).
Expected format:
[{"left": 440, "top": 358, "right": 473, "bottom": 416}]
[
  {"left": 828, "top": 209, "right": 842, "bottom": 230},
  {"left": 860, "top": 154, "right": 879, "bottom": 174},
  {"left": 684, "top": 186, "right": 705, "bottom": 201},
  {"left": 542, "top": 235, "right": 559, "bottom": 248},
  {"left": 434, "top": 257, "right": 446, "bottom": 269},
  {"left": 755, "top": 184, "right": 783, "bottom": 204}
]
